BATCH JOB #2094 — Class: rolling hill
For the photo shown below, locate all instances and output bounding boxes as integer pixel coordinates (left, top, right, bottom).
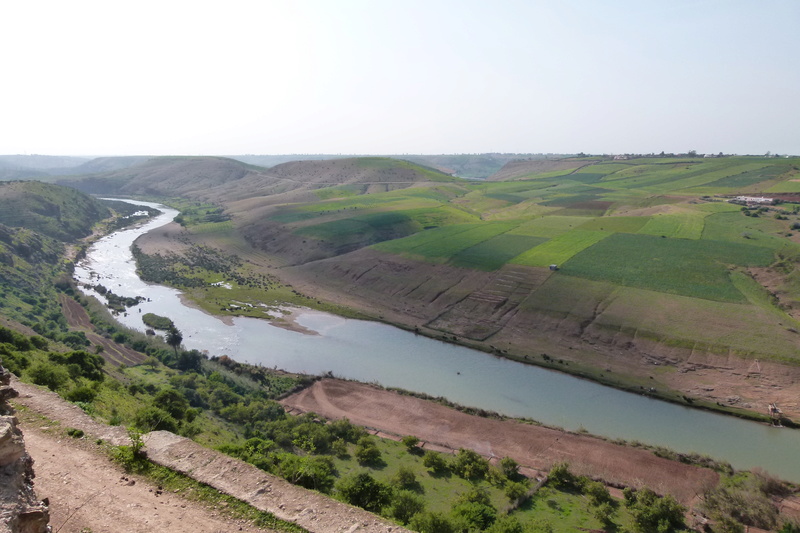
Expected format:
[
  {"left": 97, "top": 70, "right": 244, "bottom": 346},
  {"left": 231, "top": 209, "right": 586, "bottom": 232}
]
[{"left": 159, "top": 154, "right": 800, "bottom": 418}]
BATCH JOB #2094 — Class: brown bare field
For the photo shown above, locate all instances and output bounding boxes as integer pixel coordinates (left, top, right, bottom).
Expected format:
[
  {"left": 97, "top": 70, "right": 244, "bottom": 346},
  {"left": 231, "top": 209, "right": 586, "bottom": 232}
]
[
  {"left": 59, "top": 294, "right": 146, "bottom": 366},
  {"left": 281, "top": 379, "right": 719, "bottom": 504}
]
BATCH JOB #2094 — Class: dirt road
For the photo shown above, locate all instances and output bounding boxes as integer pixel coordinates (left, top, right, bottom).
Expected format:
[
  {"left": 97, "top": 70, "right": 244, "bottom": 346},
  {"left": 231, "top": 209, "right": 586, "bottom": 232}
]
[{"left": 18, "top": 415, "right": 280, "bottom": 533}]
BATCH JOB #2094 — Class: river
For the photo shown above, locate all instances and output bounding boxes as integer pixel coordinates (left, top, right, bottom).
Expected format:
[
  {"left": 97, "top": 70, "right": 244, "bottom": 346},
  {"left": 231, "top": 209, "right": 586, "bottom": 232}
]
[{"left": 75, "top": 200, "right": 800, "bottom": 481}]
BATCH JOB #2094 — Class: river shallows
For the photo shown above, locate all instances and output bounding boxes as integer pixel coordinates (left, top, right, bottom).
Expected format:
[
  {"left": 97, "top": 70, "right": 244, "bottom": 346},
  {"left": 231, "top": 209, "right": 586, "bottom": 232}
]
[{"left": 75, "top": 200, "right": 800, "bottom": 481}]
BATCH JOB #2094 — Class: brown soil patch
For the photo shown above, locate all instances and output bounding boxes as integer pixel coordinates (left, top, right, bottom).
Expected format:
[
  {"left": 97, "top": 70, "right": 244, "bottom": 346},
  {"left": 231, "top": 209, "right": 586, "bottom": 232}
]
[
  {"left": 59, "top": 294, "right": 145, "bottom": 366},
  {"left": 19, "top": 422, "right": 280, "bottom": 533},
  {"left": 281, "top": 379, "right": 719, "bottom": 504}
]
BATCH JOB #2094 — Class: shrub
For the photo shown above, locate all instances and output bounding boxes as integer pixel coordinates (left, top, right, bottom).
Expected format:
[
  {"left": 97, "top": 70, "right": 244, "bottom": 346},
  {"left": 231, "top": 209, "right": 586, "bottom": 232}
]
[
  {"left": 389, "top": 489, "right": 425, "bottom": 524},
  {"left": 408, "top": 511, "right": 455, "bottom": 533},
  {"left": 133, "top": 406, "right": 180, "bottom": 433},
  {"left": 499, "top": 456, "right": 520, "bottom": 478},
  {"left": 390, "top": 465, "right": 418, "bottom": 490},
  {"left": 65, "top": 385, "right": 98, "bottom": 403},
  {"left": 335, "top": 472, "right": 392, "bottom": 513},
  {"left": 422, "top": 450, "right": 449, "bottom": 474},
  {"left": 451, "top": 448, "right": 489, "bottom": 479},
  {"left": 354, "top": 436, "right": 382, "bottom": 466},
  {"left": 401, "top": 435, "right": 420, "bottom": 452},
  {"left": 66, "top": 428, "right": 84, "bottom": 438},
  {"left": 28, "top": 362, "right": 70, "bottom": 391}
]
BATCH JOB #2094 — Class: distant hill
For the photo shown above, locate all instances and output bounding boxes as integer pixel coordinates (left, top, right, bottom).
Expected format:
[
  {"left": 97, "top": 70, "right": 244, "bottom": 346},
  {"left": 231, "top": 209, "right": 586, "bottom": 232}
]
[
  {"left": 227, "top": 153, "right": 557, "bottom": 179},
  {"left": 58, "top": 155, "right": 458, "bottom": 208},
  {"left": 0, "top": 155, "right": 91, "bottom": 170},
  {"left": 401, "top": 153, "right": 555, "bottom": 179},
  {"left": 0, "top": 181, "right": 110, "bottom": 242},
  {"left": 486, "top": 157, "right": 595, "bottom": 181},
  {"left": 54, "top": 156, "right": 152, "bottom": 176},
  {"left": 58, "top": 156, "right": 259, "bottom": 197}
]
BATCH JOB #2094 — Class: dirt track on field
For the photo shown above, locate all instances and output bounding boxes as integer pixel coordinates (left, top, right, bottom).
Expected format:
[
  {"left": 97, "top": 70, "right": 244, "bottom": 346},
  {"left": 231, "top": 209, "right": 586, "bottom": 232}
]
[
  {"left": 282, "top": 379, "right": 719, "bottom": 504},
  {"left": 59, "top": 294, "right": 146, "bottom": 366}
]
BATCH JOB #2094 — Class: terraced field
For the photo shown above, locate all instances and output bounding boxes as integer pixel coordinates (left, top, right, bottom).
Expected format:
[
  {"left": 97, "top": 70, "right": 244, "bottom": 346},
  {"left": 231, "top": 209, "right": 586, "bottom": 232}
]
[{"left": 150, "top": 155, "right": 800, "bottom": 419}]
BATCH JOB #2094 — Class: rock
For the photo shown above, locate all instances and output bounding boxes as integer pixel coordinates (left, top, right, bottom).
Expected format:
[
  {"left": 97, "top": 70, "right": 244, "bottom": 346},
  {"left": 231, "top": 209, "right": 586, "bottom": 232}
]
[{"left": 0, "top": 361, "right": 50, "bottom": 533}]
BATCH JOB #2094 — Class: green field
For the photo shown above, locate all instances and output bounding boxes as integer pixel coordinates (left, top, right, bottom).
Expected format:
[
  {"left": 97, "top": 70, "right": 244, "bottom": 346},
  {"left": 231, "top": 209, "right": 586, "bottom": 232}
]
[
  {"left": 374, "top": 222, "right": 519, "bottom": 263},
  {"left": 252, "top": 155, "right": 800, "bottom": 361},
  {"left": 561, "top": 233, "right": 774, "bottom": 302},
  {"left": 449, "top": 234, "right": 547, "bottom": 270},
  {"left": 638, "top": 211, "right": 708, "bottom": 239},
  {"left": 511, "top": 230, "right": 612, "bottom": 267}
]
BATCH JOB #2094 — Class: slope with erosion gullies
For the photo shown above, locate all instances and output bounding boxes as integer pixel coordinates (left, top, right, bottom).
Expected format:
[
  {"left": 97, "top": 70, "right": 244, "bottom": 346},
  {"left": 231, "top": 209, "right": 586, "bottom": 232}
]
[
  {"left": 231, "top": 158, "right": 462, "bottom": 262},
  {"left": 58, "top": 156, "right": 260, "bottom": 198},
  {"left": 218, "top": 156, "right": 458, "bottom": 204},
  {"left": 0, "top": 181, "right": 110, "bottom": 242},
  {"left": 487, "top": 157, "right": 598, "bottom": 181},
  {"left": 261, "top": 157, "right": 800, "bottom": 418}
]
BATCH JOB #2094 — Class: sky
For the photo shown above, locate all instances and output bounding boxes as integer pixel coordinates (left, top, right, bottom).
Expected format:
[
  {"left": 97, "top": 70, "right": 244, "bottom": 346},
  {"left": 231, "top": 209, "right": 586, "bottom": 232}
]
[{"left": 2, "top": 0, "right": 798, "bottom": 156}]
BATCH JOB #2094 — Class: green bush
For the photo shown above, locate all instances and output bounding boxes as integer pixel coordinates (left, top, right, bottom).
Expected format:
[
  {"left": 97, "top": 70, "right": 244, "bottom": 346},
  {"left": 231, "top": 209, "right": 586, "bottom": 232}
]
[
  {"left": 133, "top": 406, "right": 180, "bottom": 433},
  {"left": 388, "top": 489, "right": 425, "bottom": 524},
  {"left": 451, "top": 448, "right": 489, "bottom": 479},
  {"left": 422, "top": 450, "right": 449, "bottom": 474},
  {"left": 28, "top": 362, "right": 70, "bottom": 391},
  {"left": 65, "top": 385, "right": 98, "bottom": 403},
  {"left": 335, "top": 472, "right": 392, "bottom": 513}
]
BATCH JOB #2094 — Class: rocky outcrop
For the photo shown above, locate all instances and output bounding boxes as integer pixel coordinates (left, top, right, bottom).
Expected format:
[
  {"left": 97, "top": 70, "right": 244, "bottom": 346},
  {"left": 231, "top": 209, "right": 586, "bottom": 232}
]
[{"left": 0, "top": 364, "right": 49, "bottom": 533}]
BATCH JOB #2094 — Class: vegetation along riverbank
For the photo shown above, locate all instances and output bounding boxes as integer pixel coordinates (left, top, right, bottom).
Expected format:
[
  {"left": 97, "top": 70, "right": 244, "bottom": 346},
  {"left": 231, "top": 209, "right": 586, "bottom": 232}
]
[{"left": 3, "top": 155, "right": 800, "bottom": 531}]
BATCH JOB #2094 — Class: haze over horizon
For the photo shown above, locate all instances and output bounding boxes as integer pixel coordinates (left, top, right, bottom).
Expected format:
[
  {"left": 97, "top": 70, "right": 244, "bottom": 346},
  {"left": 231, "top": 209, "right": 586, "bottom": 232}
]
[{"left": 3, "top": 0, "right": 798, "bottom": 157}]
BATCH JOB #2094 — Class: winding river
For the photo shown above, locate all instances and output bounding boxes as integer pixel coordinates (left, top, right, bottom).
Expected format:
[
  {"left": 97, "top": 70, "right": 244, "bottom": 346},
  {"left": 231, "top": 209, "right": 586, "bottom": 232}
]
[{"left": 75, "top": 200, "right": 800, "bottom": 481}]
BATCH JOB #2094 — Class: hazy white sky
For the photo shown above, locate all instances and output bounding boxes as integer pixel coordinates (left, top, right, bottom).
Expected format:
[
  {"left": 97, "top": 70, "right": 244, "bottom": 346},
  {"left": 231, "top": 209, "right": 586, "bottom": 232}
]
[{"left": 2, "top": 0, "right": 798, "bottom": 156}]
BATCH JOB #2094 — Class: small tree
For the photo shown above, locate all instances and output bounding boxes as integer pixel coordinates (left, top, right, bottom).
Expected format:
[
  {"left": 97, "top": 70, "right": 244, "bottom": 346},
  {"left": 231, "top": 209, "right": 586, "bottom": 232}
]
[
  {"left": 499, "top": 456, "right": 520, "bottom": 479},
  {"left": 451, "top": 448, "right": 489, "bottom": 479},
  {"left": 389, "top": 490, "right": 425, "bottom": 524},
  {"left": 423, "top": 450, "right": 449, "bottom": 475},
  {"left": 355, "top": 436, "right": 382, "bottom": 466},
  {"left": 165, "top": 326, "right": 183, "bottom": 357},
  {"left": 335, "top": 472, "right": 391, "bottom": 513},
  {"left": 401, "top": 435, "right": 420, "bottom": 452},
  {"left": 391, "top": 465, "right": 418, "bottom": 490}
]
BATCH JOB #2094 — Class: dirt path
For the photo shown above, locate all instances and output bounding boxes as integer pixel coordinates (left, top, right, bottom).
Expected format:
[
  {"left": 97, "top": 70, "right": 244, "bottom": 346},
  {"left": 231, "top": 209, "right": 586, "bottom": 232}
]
[
  {"left": 59, "top": 294, "right": 146, "bottom": 367},
  {"left": 281, "top": 379, "right": 720, "bottom": 504},
  {"left": 19, "top": 420, "right": 280, "bottom": 533},
  {"left": 11, "top": 378, "right": 407, "bottom": 533}
]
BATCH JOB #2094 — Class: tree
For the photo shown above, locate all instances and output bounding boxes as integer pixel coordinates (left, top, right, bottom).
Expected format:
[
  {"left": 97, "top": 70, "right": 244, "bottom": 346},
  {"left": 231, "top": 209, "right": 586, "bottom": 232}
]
[
  {"left": 504, "top": 480, "right": 529, "bottom": 503},
  {"left": 486, "top": 515, "right": 525, "bottom": 533},
  {"left": 391, "top": 465, "right": 419, "bottom": 490},
  {"left": 451, "top": 448, "right": 489, "bottom": 479},
  {"left": 389, "top": 490, "right": 425, "bottom": 524},
  {"left": 28, "top": 362, "right": 70, "bottom": 391},
  {"left": 625, "top": 488, "right": 686, "bottom": 533},
  {"left": 335, "top": 472, "right": 392, "bottom": 513},
  {"left": 354, "top": 436, "right": 382, "bottom": 466},
  {"left": 401, "top": 435, "right": 420, "bottom": 452},
  {"left": 450, "top": 501, "right": 497, "bottom": 531},
  {"left": 133, "top": 406, "right": 179, "bottom": 433},
  {"left": 499, "top": 456, "right": 520, "bottom": 479},
  {"left": 153, "top": 388, "right": 190, "bottom": 420},
  {"left": 165, "top": 326, "right": 183, "bottom": 357},
  {"left": 408, "top": 511, "right": 455, "bottom": 533},
  {"left": 422, "top": 450, "right": 449, "bottom": 474}
]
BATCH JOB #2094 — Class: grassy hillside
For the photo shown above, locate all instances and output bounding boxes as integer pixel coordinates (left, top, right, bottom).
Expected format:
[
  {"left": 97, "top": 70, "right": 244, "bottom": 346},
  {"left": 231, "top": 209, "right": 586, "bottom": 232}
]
[
  {"left": 0, "top": 180, "right": 110, "bottom": 242},
  {"left": 196, "top": 156, "right": 800, "bottom": 405},
  {"left": 0, "top": 181, "right": 116, "bottom": 340}
]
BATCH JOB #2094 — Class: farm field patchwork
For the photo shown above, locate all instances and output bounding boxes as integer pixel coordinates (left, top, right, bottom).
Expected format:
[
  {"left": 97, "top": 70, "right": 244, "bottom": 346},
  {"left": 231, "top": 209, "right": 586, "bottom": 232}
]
[
  {"left": 372, "top": 222, "right": 519, "bottom": 263},
  {"left": 511, "top": 230, "right": 612, "bottom": 267},
  {"left": 560, "top": 233, "right": 775, "bottom": 303}
]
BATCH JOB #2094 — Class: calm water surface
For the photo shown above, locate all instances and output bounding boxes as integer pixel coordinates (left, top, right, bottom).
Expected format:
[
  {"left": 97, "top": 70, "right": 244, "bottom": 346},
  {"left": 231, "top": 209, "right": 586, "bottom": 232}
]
[{"left": 74, "top": 200, "right": 800, "bottom": 481}]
